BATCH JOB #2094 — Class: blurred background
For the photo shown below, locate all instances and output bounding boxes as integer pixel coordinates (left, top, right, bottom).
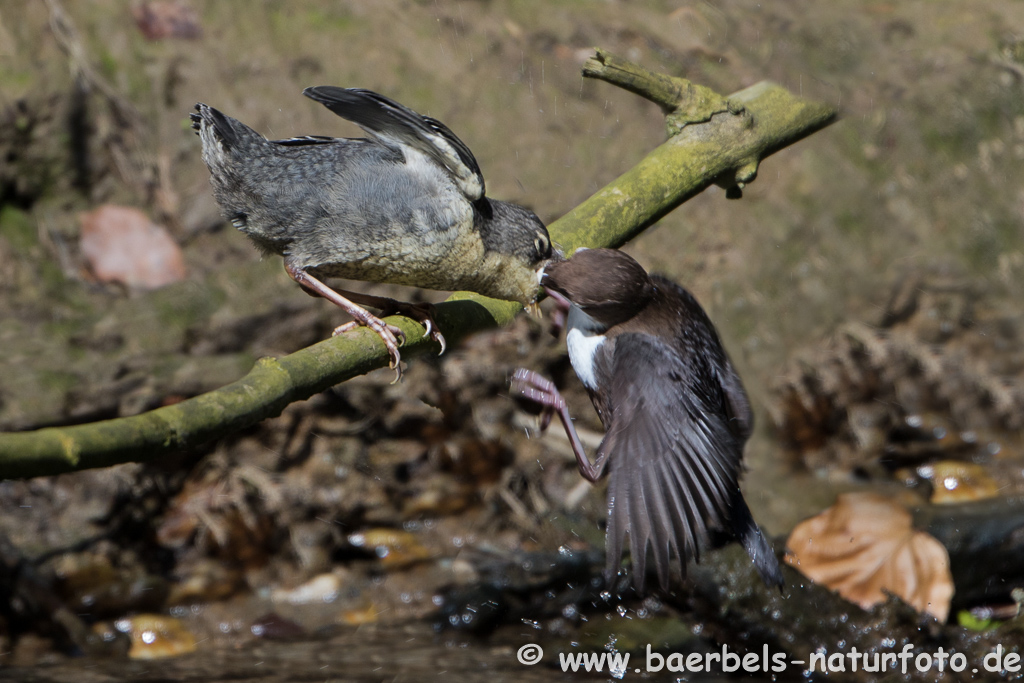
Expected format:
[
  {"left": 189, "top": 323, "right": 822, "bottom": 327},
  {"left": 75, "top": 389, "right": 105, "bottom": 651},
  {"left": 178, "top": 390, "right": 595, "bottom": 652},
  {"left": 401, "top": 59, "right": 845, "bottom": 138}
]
[{"left": 2, "top": 0, "right": 1024, "bottom": 680}]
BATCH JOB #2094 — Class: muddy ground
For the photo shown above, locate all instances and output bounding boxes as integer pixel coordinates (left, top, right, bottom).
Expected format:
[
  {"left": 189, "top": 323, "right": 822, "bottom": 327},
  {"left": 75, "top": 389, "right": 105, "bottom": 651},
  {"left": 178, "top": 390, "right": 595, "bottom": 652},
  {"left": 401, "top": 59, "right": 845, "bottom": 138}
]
[{"left": 2, "top": 1, "right": 1024, "bottom": 681}]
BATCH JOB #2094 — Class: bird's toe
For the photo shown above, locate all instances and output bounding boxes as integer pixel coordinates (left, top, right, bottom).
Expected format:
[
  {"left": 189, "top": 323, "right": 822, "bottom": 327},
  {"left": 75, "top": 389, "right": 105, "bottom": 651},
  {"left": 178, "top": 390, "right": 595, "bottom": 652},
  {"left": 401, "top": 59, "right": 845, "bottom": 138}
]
[{"left": 331, "top": 317, "right": 406, "bottom": 381}]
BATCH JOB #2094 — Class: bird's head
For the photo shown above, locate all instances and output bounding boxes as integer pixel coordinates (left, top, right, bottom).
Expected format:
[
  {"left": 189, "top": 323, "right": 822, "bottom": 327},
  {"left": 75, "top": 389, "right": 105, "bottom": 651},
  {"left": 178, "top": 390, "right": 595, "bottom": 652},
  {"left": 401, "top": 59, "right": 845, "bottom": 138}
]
[
  {"left": 542, "top": 248, "right": 655, "bottom": 327},
  {"left": 476, "top": 198, "right": 556, "bottom": 305}
]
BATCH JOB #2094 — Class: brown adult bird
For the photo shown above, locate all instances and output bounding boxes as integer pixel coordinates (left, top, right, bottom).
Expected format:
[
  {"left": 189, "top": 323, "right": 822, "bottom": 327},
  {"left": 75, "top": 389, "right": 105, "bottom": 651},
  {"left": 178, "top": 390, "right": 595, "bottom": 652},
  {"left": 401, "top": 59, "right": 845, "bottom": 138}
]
[{"left": 512, "top": 248, "right": 783, "bottom": 592}]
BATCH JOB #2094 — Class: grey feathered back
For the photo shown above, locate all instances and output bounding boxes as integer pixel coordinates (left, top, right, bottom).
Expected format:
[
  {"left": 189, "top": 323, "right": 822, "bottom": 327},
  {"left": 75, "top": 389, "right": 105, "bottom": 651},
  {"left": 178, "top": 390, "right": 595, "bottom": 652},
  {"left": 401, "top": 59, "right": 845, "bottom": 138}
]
[{"left": 190, "top": 88, "right": 551, "bottom": 305}]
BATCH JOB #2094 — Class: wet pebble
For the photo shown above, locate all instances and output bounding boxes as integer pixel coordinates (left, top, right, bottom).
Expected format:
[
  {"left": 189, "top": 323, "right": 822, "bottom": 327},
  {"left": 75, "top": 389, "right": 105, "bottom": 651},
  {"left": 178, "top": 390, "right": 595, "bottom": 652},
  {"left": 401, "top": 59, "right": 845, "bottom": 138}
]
[
  {"left": 348, "top": 528, "right": 432, "bottom": 569},
  {"left": 250, "top": 613, "right": 307, "bottom": 641},
  {"left": 271, "top": 572, "right": 341, "bottom": 605},
  {"left": 111, "top": 614, "right": 197, "bottom": 660}
]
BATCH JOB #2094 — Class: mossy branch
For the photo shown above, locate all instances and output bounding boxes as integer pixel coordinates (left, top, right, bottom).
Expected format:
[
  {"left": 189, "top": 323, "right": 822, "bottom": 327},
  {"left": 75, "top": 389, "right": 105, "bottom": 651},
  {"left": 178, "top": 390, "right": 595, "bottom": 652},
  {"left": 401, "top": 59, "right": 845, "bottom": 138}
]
[{"left": 0, "top": 51, "right": 837, "bottom": 479}]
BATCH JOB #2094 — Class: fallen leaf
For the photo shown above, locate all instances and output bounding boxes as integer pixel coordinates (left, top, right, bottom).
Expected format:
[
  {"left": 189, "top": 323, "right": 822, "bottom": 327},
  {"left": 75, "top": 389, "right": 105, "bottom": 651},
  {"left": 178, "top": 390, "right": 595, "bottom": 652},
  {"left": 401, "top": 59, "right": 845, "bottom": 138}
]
[
  {"left": 80, "top": 205, "right": 185, "bottom": 289},
  {"left": 785, "top": 492, "right": 954, "bottom": 621},
  {"left": 132, "top": 1, "right": 202, "bottom": 40}
]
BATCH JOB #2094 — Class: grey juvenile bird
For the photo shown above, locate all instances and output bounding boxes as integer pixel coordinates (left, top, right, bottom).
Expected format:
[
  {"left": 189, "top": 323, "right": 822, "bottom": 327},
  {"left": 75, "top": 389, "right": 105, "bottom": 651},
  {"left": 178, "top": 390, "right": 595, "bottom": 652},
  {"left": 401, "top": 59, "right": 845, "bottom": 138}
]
[
  {"left": 512, "top": 249, "right": 783, "bottom": 592},
  {"left": 191, "top": 87, "right": 553, "bottom": 378}
]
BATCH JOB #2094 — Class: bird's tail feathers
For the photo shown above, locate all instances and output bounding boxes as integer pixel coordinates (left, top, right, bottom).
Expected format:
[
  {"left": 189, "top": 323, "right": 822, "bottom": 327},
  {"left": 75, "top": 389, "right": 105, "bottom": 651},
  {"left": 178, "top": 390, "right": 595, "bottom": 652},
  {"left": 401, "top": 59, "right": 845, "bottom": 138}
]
[
  {"left": 730, "top": 495, "right": 785, "bottom": 590},
  {"left": 190, "top": 103, "right": 262, "bottom": 156}
]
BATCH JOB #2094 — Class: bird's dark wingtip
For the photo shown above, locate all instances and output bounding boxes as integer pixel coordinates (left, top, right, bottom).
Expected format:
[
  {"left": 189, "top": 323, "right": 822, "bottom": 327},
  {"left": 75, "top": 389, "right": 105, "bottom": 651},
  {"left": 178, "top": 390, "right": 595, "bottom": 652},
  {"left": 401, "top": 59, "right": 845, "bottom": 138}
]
[{"left": 303, "top": 85, "right": 346, "bottom": 104}]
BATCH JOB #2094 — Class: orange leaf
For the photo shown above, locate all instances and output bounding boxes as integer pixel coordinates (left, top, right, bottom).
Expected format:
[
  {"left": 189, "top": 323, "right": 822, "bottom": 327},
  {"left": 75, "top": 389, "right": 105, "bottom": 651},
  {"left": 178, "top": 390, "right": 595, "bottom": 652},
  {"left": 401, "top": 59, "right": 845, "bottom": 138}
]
[{"left": 785, "top": 492, "right": 953, "bottom": 621}]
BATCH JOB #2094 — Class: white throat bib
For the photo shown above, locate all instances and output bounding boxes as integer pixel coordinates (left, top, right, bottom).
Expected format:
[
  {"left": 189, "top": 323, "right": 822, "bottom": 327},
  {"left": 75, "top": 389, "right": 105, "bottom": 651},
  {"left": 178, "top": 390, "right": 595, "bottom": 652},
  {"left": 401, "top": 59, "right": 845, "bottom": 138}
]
[{"left": 565, "top": 305, "right": 607, "bottom": 392}]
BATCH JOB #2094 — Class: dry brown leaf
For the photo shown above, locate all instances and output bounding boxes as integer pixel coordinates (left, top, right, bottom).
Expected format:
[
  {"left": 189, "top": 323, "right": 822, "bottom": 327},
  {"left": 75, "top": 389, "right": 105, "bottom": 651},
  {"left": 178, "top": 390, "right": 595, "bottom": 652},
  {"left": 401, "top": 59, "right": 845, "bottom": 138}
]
[
  {"left": 785, "top": 492, "right": 953, "bottom": 621},
  {"left": 132, "top": 1, "right": 202, "bottom": 40},
  {"left": 80, "top": 205, "right": 185, "bottom": 289}
]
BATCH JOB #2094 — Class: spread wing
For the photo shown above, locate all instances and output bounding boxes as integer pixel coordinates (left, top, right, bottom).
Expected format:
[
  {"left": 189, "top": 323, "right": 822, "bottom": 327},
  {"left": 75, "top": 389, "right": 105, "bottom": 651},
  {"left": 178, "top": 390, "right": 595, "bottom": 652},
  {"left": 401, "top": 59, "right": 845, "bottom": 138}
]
[
  {"left": 599, "top": 333, "right": 781, "bottom": 591},
  {"left": 302, "top": 86, "right": 485, "bottom": 201}
]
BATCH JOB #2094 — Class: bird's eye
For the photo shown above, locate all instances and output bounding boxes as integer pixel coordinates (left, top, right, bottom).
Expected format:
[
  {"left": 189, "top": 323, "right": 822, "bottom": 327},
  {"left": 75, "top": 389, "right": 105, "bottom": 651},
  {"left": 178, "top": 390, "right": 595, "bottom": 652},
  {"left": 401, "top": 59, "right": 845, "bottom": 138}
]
[{"left": 534, "top": 232, "right": 550, "bottom": 257}]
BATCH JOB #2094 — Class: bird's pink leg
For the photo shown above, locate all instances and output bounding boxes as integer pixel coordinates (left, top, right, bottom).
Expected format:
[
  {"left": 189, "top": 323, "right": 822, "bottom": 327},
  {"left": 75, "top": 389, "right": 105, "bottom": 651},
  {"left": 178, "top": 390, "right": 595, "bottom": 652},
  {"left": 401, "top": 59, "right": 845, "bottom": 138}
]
[
  {"left": 285, "top": 262, "right": 405, "bottom": 381},
  {"left": 510, "top": 368, "right": 608, "bottom": 482}
]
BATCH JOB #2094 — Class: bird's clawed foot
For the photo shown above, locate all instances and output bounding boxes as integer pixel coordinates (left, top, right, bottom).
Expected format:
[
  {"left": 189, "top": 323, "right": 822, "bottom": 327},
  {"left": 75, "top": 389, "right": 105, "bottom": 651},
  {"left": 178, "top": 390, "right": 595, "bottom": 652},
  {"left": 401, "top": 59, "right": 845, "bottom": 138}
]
[
  {"left": 376, "top": 301, "right": 446, "bottom": 354},
  {"left": 330, "top": 301, "right": 444, "bottom": 383},
  {"left": 511, "top": 367, "right": 605, "bottom": 482},
  {"left": 510, "top": 367, "right": 565, "bottom": 432},
  {"left": 332, "top": 312, "right": 407, "bottom": 382}
]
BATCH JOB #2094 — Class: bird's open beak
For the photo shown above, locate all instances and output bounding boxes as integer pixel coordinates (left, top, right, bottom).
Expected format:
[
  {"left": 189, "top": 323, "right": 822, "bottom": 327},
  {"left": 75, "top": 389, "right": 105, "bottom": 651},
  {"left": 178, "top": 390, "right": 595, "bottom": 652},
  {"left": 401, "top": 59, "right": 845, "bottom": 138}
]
[
  {"left": 535, "top": 263, "right": 549, "bottom": 286},
  {"left": 526, "top": 263, "right": 551, "bottom": 317}
]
